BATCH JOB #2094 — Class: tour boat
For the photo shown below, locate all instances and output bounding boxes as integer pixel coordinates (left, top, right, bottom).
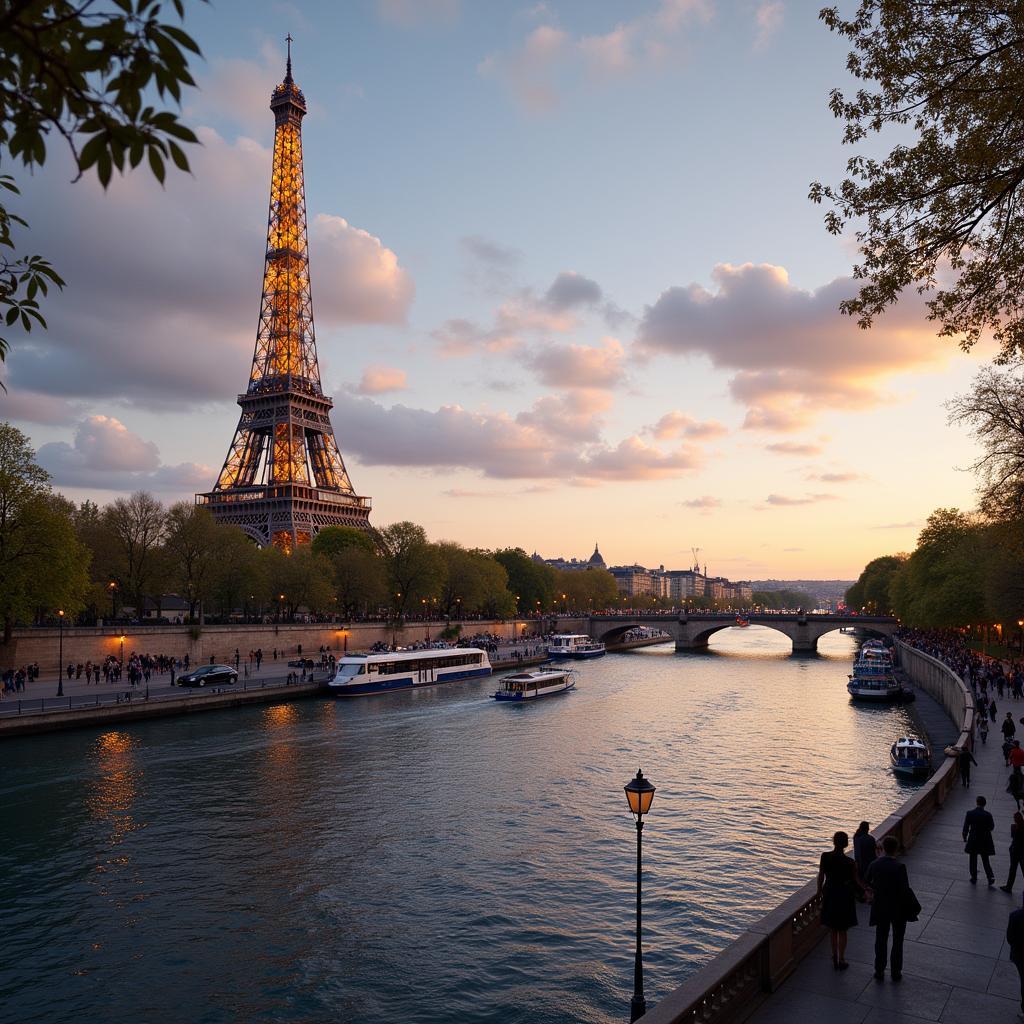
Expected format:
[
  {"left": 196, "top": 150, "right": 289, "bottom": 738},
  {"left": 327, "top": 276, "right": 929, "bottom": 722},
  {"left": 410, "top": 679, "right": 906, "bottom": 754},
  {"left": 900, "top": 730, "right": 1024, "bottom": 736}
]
[
  {"left": 847, "top": 642, "right": 913, "bottom": 702},
  {"left": 328, "top": 647, "right": 491, "bottom": 697},
  {"left": 546, "top": 634, "right": 606, "bottom": 659},
  {"left": 493, "top": 668, "right": 576, "bottom": 701},
  {"left": 890, "top": 736, "right": 931, "bottom": 778}
]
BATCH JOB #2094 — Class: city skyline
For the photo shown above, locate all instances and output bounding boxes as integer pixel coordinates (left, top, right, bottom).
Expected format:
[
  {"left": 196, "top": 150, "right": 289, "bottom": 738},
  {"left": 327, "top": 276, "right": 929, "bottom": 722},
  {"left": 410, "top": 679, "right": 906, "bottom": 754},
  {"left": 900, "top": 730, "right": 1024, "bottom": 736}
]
[{"left": 1, "top": 0, "right": 986, "bottom": 577}]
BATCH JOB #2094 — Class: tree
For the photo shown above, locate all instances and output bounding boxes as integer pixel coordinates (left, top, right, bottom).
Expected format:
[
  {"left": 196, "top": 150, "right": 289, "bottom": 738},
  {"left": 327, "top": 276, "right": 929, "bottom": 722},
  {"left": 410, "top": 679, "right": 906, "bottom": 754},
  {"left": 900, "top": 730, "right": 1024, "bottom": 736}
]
[
  {"left": 0, "top": 1, "right": 203, "bottom": 361},
  {"left": 947, "top": 365, "right": 1024, "bottom": 519},
  {"left": 0, "top": 423, "right": 89, "bottom": 641},
  {"left": 209, "top": 529, "right": 264, "bottom": 618},
  {"left": 890, "top": 508, "right": 986, "bottom": 626},
  {"left": 330, "top": 545, "right": 386, "bottom": 620},
  {"left": 311, "top": 525, "right": 376, "bottom": 558},
  {"left": 813, "top": 4, "right": 1024, "bottom": 358},
  {"left": 163, "top": 502, "right": 223, "bottom": 619},
  {"left": 103, "top": 491, "right": 165, "bottom": 615},
  {"left": 845, "top": 555, "right": 907, "bottom": 614},
  {"left": 493, "top": 548, "right": 556, "bottom": 613},
  {"left": 556, "top": 567, "right": 619, "bottom": 612},
  {"left": 264, "top": 545, "right": 333, "bottom": 618},
  {"left": 377, "top": 522, "right": 442, "bottom": 621}
]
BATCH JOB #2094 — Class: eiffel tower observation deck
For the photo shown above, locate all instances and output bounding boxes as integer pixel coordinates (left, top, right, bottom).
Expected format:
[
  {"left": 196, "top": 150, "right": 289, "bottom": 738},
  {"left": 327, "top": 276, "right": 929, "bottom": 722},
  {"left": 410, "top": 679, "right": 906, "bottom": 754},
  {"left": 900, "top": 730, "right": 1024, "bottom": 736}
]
[{"left": 197, "top": 40, "right": 371, "bottom": 551}]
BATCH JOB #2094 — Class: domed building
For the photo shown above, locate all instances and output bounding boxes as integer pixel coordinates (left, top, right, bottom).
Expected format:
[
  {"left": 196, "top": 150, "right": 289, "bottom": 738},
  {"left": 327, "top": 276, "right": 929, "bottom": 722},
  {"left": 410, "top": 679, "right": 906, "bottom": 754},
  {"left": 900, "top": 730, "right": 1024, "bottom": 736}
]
[{"left": 587, "top": 543, "right": 606, "bottom": 569}]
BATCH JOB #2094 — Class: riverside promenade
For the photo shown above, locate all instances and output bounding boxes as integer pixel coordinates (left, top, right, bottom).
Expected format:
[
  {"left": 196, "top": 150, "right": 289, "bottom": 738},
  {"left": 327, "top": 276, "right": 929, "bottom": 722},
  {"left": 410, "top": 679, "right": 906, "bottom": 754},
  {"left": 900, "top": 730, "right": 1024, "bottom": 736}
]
[{"left": 643, "top": 642, "right": 1024, "bottom": 1024}]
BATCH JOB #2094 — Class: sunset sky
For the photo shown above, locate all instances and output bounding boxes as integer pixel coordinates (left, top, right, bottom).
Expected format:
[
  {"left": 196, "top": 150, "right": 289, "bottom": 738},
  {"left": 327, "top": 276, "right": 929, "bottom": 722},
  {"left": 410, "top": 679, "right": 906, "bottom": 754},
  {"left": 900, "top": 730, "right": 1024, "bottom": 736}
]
[{"left": 5, "top": 0, "right": 987, "bottom": 579}]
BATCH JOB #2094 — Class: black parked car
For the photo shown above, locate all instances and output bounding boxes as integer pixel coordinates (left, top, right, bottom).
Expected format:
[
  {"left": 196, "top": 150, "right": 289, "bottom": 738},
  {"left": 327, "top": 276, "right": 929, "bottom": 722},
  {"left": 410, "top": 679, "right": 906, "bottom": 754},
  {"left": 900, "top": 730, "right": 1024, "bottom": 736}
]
[
  {"left": 288, "top": 658, "right": 315, "bottom": 669},
  {"left": 177, "top": 665, "right": 238, "bottom": 688}
]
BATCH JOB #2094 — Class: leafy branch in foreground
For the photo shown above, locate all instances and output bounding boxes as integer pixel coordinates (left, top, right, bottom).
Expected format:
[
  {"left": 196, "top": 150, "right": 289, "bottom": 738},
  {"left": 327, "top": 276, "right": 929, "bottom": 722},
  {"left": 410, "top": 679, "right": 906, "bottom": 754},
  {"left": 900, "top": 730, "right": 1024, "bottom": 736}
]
[
  {"left": 812, "top": 3, "right": 1024, "bottom": 360},
  {"left": 0, "top": 0, "right": 205, "bottom": 364}
]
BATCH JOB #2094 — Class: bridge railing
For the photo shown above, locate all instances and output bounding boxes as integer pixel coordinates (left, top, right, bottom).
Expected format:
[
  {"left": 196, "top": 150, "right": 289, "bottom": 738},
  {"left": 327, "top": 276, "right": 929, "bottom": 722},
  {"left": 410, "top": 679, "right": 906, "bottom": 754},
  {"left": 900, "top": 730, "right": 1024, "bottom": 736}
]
[{"left": 639, "top": 639, "right": 972, "bottom": 1024}]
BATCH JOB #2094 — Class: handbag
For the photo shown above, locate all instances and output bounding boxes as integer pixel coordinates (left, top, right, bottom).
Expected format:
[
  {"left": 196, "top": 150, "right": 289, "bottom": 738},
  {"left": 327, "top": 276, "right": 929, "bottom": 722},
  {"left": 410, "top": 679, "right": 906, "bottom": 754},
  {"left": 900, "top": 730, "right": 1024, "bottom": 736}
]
[{"left": 902, "top": 885, "right": 922, "bottom": 922}]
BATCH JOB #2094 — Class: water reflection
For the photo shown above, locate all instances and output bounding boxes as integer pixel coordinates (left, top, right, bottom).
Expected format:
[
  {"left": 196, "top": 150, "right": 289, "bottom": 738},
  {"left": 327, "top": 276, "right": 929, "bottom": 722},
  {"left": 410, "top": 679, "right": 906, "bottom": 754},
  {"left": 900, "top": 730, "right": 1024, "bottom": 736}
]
[{"left": 85, "top": 730, "right": 143, "bottom": 847}]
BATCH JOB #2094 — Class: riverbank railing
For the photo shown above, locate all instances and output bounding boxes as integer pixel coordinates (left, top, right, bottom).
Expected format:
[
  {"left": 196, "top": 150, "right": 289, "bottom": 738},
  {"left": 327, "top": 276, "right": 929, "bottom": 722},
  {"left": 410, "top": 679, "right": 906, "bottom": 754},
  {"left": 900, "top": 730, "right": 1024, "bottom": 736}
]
[{"left": 640, "top": 640, "right": 974, "bottom": 1024}]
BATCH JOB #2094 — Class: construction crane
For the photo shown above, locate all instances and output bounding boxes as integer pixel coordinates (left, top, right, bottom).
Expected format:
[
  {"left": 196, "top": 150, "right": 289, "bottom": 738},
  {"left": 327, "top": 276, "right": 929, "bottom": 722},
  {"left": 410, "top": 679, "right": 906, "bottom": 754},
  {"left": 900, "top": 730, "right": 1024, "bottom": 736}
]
[{"left": 691, "top": 547, "right": 701, "bottom": 574}]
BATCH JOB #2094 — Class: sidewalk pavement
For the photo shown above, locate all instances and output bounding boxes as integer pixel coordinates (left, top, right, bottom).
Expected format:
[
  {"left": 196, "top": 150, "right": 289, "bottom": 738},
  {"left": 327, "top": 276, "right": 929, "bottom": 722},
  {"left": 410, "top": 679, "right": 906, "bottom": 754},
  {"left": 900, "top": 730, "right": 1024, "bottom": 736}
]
[{"left": 748, "top": 686, "right": 1024, "bottom": 1024}]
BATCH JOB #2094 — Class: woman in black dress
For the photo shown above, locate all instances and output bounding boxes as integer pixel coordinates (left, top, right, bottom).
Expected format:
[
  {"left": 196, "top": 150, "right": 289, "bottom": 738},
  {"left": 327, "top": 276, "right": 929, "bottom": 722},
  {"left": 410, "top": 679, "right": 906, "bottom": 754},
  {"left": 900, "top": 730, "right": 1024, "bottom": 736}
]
[{"left": 817, "top": 830, "right": 867, "bottom": 969}]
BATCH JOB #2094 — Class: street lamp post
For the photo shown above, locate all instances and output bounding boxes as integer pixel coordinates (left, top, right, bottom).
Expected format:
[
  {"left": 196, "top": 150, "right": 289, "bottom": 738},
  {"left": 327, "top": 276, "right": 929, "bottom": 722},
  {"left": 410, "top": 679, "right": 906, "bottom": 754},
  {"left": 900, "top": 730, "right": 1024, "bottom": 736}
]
[
  {"left": 120, "top": 634, "right": 125, "bottom": 666},
  {"left": 108, "top": 580, "right": 117, "bottom": 622},
  {"left": 56, "top": 609, "right": 65, "bottom": 696},
  {"left": 623, "top": 769, "right": 656, "bottom": 1022}
]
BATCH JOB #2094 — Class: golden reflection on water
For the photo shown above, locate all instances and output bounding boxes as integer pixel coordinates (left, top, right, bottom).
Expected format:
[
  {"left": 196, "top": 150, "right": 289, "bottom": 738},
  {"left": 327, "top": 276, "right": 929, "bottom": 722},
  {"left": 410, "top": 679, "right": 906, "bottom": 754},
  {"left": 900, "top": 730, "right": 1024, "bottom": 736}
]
[{"left": 86, "top": 731, "right": 143, "bottom": 846}]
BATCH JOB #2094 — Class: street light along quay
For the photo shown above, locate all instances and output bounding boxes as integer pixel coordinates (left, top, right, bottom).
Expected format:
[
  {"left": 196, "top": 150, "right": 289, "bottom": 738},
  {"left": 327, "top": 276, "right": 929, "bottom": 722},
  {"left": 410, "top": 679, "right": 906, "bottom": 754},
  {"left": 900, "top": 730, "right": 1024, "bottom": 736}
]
[
  {"left": 56, "top": 609, "right": 65, "bottom": 697},
  {"left": 624, "top": 769, "right": 656, "bottom": 1022}
]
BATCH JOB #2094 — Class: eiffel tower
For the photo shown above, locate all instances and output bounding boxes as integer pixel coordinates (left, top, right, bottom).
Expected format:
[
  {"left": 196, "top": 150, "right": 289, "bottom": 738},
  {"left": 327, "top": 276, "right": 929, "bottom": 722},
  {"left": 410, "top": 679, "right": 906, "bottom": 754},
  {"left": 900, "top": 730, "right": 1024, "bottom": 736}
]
[{"left": 198, "top": 40, "right": 371, "bottom": 551}]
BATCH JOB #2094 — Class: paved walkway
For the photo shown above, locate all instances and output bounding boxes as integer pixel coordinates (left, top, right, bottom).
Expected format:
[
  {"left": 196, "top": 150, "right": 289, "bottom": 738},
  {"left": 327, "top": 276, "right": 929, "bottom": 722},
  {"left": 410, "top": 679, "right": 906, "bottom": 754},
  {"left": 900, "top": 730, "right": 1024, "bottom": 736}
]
[{"left": 749, "top": 685, "right": 1024, "bottom": 1024}]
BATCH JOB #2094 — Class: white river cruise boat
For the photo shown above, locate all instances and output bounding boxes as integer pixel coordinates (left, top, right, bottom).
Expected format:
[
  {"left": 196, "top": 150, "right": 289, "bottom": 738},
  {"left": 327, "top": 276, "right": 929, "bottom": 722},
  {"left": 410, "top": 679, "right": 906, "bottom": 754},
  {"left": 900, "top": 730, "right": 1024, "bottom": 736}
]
[
  {"left": 847, "top": 641, "right": 911, "bottom": 703},
  {"left": 328, "top": 648, "right": 491, "bottom": 697},
  {"left": 546, "top": 634, "right": 606, "bottom": 659},
  {"left": 493, "top": 668, "right": 576, "bottom": 702}
]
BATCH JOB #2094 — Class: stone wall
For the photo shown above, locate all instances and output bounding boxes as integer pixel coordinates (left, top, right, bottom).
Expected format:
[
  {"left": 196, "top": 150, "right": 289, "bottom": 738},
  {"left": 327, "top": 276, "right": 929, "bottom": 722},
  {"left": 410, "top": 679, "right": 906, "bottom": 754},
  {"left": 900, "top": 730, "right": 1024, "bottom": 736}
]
[{"left": 2, "top": 619, "right": 540, "bottom": 673}]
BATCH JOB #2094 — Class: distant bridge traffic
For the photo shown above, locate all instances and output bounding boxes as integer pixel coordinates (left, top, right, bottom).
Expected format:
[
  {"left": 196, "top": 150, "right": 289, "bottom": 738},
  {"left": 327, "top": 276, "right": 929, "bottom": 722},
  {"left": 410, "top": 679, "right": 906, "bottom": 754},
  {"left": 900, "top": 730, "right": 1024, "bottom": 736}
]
[{"left": 548, "top": 612, "right": 898, "bottom": 654}]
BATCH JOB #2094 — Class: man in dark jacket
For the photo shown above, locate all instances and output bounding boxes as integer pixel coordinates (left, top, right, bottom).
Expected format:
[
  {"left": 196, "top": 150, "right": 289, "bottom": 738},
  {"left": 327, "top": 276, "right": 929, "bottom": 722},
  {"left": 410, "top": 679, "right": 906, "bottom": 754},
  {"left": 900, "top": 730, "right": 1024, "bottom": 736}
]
[
  {"left": 963, "top": 795, "right": 997, "bottom": 886},
  {"left": 865, "top": 835, "right": 911, "bottom": 981},
  {"left": 1007, "top": 896, "right": 1024, "bottom": 1017}
]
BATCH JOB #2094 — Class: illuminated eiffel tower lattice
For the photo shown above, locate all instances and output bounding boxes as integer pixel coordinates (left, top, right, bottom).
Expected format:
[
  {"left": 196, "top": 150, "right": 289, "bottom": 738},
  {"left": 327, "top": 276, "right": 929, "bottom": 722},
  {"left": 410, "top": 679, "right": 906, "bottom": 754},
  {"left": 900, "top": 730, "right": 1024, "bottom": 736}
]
[{"left": 198, "top": 42, "right": 371, "bottom": 550}]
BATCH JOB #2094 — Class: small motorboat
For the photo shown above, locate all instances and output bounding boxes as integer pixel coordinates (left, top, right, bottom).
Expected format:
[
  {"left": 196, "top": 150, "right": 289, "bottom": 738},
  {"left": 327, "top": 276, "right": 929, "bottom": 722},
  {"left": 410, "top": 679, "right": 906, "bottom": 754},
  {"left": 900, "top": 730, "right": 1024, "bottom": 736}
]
[
  {"left": 493, "top": 668, "right": 576, "bottom": 701},
  {"left": 735, "top": 616, "right": 750, "bottom": 627},
  {"left": 890, "top": 736, "right": 931, "bottom": 778}
]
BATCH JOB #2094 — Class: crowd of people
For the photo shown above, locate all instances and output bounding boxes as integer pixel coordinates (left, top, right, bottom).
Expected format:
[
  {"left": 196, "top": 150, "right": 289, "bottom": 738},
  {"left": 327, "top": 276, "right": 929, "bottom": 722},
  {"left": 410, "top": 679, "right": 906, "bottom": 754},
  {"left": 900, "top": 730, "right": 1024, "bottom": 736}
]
[{"left": 816, "top": 627, "right": 1024, "bottom": 1014}]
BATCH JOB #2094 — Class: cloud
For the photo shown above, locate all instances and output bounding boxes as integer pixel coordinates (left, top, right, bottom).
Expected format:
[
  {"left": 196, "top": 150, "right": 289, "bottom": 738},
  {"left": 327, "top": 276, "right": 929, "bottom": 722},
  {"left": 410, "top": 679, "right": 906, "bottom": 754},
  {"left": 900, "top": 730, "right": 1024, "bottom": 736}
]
[
  {"left": 377, "top": 0, "right": 459, "bottom": 26},
  {"left": 753, "top": 1, "right": 784, "bottom": 49},
  {"left": 433, "top": 291, "right": 574, "bottom": 356},
  {"left": 764, "top": 493, "right": 838, "bottom": 506},
  {"left": 870, "top": 521, "right": 918, "bottom": 530},
  {"left": 766, "top": 441, "right": 823, "bottom": 455},
  {"left": 462, "top": 235, "right": 522, "bottom": 270},
  {"left": 1, "top": 390, "right": 82, "bottom": 426},
  {"left": 637, "top": 262, "right": 943, "bottom": 431},
  {"left": 545, "top": 271, "right": 603, "bottom": 311},
  {"left": 5, "top": 128, "right": 412, "bottom": 408},
  {"left": 516, "top": 390, "right": 611, "bottom": 442},
  {"left": 527, "top": 337, "right": 625, "bottom": 389},
  {"left": 807, "top": 471, "right": 860, "bottom": 483},
  {"left": 330, "top": 395, "right": 701, "bottom": 482},
  {"left": 37, "top": 416, "right": 211, "bottom": 493},
  {"left": 647, "top": 411, "right": 728, "bottom": 440},
  {"left": 681, "top": 495, "right": 722, "bottom": 510},
  {"left": 480, "top": 1, "right": 712, "bottom": 110},
  {"left": 356, "top": 365, "right": 408, "bottom": 395}
]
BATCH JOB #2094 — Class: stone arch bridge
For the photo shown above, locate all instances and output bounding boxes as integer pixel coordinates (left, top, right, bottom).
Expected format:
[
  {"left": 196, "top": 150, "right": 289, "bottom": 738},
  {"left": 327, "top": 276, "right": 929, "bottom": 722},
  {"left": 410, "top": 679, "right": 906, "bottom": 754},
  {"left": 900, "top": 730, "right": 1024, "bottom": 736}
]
[{"left": 549, "top": 613, "right": 898, "bottom": 654}]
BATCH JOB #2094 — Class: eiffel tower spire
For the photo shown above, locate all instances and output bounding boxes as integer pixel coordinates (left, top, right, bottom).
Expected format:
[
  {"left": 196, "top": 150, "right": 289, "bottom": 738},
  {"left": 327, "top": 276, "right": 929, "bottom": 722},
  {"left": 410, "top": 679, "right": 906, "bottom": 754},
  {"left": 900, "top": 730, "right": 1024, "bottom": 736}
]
[{"left": 198, "top": 45, "right": 371, "bottom": 550}]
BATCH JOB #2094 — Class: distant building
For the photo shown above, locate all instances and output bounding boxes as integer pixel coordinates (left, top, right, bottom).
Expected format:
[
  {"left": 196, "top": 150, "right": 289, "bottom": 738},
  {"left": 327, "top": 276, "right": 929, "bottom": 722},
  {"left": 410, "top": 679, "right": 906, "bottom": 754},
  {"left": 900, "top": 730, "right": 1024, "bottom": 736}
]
[
  {"left": 141, "top": 596, "right": 190, "bottom": 623},
  {"left": 533, "top": 543, "right": 609, "bottom": 572}
]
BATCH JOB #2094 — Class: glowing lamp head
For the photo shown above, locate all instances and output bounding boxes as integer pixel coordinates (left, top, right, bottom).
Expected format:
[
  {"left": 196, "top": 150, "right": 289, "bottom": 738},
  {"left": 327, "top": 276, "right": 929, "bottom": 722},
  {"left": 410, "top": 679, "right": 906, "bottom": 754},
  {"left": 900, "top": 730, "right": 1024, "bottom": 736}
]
[
  {"left": 58, "top": 609, "right": 64, "bottom": 618},
  {"left": 624, "top": 769, "right": 656, "bottom": 821}
]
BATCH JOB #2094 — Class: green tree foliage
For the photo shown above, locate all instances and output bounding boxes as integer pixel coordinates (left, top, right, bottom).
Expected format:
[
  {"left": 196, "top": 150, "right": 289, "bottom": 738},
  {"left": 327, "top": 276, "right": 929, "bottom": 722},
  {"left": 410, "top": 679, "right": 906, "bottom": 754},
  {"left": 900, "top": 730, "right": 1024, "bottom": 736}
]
[
  {"left": 0, "top": 1, "right": 203, "bottom": 361},
  {"left": 493, "top": 548, "right": 556, "bottom": 613},
  {"left": 813, "top": 3, "right": 1024, "bottom": 357},
  {"left": 311, "top": 524, "right": 376, "bottom": 558},
  {"left": 208, "top": 528, "right": 264, "bottom": 618},
  {"left": 329, "top": 545, "right": 386, "bottom": 620},
  {"left": 262, "top": 545, "right": 334, "bottom": 618},
  {"left": 844, "top": 555, "right": 907, "bottom": 614},
  {"left": 887, "top": 509, "right": 987, "bottom": 626},
  {"left": 556, "top": 567, "right": 619, "bottom": 611},
  {"left": 435, "top": 542, "right": 514, "bottom": 619},
  {"left": 752, "top": 589, "right": 816, "bottom": 610},
  {"left": 377, "top": 521, "right": 442, "bottom": 621},
  {"left": 947, "top": 365, "right": 1024, "bottom": 520},
  {"left": 0, "top": 424, "right": 89, "bottom": 641}
]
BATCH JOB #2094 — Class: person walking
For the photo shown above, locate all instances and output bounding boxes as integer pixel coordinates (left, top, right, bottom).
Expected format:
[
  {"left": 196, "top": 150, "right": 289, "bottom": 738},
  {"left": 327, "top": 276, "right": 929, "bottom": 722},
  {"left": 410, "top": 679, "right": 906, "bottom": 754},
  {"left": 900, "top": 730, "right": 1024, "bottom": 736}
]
[
  {"left": 1004, "top": 711, "right": 1017, "bottom": 748},
  {"left": 964, "top": 795, "right": 997, "bottom": 886},
  {"left": 817, "top": 830, "right": 866, "bottom": 970},
  {"left": 980, "top": 713, "right": 990, "bottom": 745},
  {"left": 853, "top": 821, "right": 878, "bottom": 899},
  {"left": 1001, "top": 813, "right": 1024, "bottom": 893},
  {"left": 866, "top": 835, "right": 913, "bottom": 982},
  {"left": 959, "top": 746, "right": 978, "bottom": 787},
  {"left": 1010, "top": 773, "right": 1024, "bottom": 814},
  {"left": 1007, "top": 895, "right": 1024, "bottom": 1019}
]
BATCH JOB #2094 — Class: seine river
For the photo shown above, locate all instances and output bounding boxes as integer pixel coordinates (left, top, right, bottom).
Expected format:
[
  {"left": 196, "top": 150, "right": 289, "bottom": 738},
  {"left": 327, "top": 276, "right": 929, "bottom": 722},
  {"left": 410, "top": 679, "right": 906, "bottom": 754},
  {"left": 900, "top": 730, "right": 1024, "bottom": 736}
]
[{"left": 0, "top": 628, "right": 923, "bottom": 1024}]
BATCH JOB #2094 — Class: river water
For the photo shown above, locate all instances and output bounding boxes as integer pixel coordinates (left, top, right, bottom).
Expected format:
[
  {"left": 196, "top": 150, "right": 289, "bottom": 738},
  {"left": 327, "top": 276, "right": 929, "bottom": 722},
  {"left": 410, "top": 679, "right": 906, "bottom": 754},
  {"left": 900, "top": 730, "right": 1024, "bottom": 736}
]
[{"left": 0, "top": 628, "right": 924, "bottom": 1024}]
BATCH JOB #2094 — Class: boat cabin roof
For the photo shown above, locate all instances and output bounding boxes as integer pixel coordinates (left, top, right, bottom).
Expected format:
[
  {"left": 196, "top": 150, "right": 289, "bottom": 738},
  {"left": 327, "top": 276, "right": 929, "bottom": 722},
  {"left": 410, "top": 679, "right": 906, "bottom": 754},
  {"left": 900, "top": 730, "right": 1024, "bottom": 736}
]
[
  {"left": 338, "top": 647, "right": 485, "bottom": 663},
  {"left": 894, "top": 737, "right": 927, "bottom": 749},
  {"left": 550, "top": 634, "right": 590, "bottom": 641}
]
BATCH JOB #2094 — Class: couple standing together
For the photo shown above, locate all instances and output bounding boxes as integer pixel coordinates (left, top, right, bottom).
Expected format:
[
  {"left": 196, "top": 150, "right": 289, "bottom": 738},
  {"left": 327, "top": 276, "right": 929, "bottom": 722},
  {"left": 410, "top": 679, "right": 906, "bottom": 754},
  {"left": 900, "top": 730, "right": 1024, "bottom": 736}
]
[{"left": 818, "top": 829, "right": 916, "bottom": 980}]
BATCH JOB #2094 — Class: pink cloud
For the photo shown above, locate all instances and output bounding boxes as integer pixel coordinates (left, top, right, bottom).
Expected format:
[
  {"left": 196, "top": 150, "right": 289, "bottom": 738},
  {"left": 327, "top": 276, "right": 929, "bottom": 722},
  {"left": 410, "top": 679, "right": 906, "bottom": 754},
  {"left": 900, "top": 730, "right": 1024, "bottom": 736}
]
[
  {"left": 647, "top": 411, "right": 728, "bottom": 440},
  {"left": 357, "top": 366, "right": 408, "bottom": 395}
]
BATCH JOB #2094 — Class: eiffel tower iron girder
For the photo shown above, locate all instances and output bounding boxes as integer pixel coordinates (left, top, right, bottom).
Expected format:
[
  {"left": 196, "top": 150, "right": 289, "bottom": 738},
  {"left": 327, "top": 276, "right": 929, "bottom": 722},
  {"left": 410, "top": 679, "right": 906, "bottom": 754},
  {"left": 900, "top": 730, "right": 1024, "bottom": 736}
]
[{"left": 198, "top": 48, "right": 371, "bottom": 550}]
